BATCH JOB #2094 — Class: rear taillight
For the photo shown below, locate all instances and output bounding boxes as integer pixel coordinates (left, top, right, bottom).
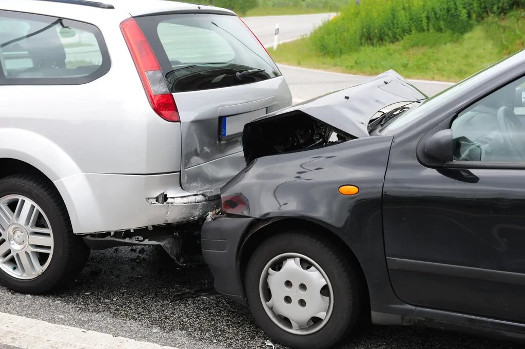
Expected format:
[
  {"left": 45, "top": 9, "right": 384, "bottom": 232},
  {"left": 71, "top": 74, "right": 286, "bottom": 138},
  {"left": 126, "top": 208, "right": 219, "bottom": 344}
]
[
  {"left": 120, "top": 18, "right": 179, "bottom": 122},
  {"left": 222, "top": 194, "right": 249, "bottom": 216}
]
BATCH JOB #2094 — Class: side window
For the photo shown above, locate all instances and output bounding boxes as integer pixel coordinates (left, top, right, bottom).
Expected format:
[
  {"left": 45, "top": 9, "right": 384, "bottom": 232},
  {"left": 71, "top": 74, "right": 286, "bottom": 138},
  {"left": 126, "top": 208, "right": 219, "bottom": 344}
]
[
  {"left": 452, "top": 76, "right": 525, "bottom": 163},
  {"left": 0, "top": 10, "right": 109, "bottom": 84}
]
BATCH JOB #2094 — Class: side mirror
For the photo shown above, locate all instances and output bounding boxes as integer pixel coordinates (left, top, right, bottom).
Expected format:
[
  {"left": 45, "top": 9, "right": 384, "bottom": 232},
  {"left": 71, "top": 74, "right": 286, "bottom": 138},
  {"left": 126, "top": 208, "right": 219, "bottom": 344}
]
[{"left": 424, "top": 129, "right": 453, "bottom": 164}]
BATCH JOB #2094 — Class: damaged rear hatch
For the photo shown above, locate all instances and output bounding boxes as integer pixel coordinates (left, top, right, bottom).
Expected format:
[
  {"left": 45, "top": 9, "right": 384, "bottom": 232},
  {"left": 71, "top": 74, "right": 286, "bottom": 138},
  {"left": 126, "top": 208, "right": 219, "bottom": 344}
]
[
  {"left": 243, "top": 70, "right": 426, "bottom": 163},
  {"left": 135, "top": 11, "right": 291, "bottom": 194}
]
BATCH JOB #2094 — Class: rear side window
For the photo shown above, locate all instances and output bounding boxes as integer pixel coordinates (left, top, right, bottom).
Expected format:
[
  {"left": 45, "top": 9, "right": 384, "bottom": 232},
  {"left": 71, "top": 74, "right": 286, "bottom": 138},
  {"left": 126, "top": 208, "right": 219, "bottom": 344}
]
[
  {"left": 0, "top": 10, "right": 109, "bottom": 85},
  {"left": 136, "top": 13, "right": 281, "bottom": 93}
]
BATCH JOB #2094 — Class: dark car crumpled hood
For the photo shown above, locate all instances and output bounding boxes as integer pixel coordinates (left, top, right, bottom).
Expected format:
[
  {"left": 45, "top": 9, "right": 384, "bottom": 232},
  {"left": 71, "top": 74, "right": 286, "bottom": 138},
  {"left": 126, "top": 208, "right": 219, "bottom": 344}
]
[
  {"left": 279, "top": 69, "right": 426, "bottom": 137},
  {"left": 242, "top": 70, "right": 426, "bottom": 163}
]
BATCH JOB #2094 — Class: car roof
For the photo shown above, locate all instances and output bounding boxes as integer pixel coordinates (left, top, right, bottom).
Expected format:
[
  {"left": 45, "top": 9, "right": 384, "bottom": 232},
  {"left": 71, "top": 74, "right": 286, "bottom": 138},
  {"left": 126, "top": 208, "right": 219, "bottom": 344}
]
[
  {"left": 1, "top": 0, "right": 235, "bottom": 23},
  {"left": 103, "top": 0, "right": 235, "bottom": 16}
]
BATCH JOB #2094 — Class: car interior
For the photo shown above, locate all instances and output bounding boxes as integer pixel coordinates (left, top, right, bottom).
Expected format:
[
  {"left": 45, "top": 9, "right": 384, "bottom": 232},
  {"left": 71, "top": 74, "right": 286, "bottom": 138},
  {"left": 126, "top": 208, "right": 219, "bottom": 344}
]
[{"left": 452, "top": 78, "right": 525, "bottom": 162}]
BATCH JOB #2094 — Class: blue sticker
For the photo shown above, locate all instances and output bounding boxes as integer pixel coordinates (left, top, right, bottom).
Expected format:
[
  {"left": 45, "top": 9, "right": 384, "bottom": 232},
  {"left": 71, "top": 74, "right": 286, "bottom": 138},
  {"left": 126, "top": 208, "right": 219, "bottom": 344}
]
[{"left": 221, "top": 117, "right": 227, "bottom": 137}]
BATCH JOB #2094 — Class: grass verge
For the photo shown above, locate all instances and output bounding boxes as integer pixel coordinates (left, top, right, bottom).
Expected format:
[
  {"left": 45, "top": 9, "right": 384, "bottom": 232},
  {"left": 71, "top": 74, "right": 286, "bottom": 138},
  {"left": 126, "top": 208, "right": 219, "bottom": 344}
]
[{"left": 269, "top": 13, "right": 525, "bottom": 82}]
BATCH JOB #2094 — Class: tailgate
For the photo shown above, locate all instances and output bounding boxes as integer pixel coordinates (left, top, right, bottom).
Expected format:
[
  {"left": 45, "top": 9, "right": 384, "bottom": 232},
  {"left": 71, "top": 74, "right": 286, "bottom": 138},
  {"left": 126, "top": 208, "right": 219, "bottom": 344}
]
[{"left": 135, "top": 12, "right": 292, "bottom": 193}]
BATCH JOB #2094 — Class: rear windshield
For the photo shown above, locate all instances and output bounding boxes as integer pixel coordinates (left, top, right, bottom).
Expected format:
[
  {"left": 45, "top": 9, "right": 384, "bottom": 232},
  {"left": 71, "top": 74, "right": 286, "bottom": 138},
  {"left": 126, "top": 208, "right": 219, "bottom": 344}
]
[{"left": 136, "top": 13, "right": 281, "bottom": 93}]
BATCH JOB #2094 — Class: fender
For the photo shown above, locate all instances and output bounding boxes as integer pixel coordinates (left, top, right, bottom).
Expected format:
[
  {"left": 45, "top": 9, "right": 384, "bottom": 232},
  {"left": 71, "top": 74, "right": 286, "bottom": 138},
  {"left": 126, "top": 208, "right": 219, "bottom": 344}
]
[{"left": 0, "top": 128, "right": 87, "bottom": 233}]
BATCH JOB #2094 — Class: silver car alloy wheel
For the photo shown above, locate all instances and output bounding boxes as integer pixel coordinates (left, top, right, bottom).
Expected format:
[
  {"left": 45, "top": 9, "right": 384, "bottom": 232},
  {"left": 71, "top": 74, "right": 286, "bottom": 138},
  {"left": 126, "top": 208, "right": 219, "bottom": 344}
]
[
  {"left": 259, "top": 253, "right": 334, "bottom": 335},
  {"left": 0, "top": 195, "right": 54, "bottom": 280}
]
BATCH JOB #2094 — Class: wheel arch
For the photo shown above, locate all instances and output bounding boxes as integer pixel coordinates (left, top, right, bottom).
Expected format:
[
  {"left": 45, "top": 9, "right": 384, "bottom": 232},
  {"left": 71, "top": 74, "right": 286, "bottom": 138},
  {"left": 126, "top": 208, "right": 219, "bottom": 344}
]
[
  {"left": 238, "top": 217, "right": 371, "bottom": 311},
  {"left": 0, "top": 158, "right": 73, "bottom": 233},
  {"left": 0, "top": 129, "right": 88, "bottom": 234}
]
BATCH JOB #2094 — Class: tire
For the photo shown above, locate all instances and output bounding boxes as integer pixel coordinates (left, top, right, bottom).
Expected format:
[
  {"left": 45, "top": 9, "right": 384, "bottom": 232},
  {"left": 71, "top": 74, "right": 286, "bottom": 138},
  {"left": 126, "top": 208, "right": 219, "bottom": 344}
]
[
  {"left": 244, "top": 230, "right": 364, "bottom": 349},
  {"left": 0, "top": 174, "right": 90, "bottom": 294}
]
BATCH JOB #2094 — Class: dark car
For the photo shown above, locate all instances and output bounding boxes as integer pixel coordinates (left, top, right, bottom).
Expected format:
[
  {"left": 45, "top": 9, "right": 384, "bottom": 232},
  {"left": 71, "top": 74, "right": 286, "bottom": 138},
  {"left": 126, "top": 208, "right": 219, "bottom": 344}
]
[{"left": 201, "top": 51, "right": 525, "bottom": 349}]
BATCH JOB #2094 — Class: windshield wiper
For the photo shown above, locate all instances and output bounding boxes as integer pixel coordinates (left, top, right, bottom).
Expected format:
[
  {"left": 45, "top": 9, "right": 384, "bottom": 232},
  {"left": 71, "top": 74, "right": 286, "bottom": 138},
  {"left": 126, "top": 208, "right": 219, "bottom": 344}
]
[
  {"left": 165, "top": 65, "right": 198, "bottom": 79},
  {"left": 236, "top": 68, "right": 265, "bottom": 80},
  {"left": 368, "top": 105, "right": 411, "bottom": 131}
]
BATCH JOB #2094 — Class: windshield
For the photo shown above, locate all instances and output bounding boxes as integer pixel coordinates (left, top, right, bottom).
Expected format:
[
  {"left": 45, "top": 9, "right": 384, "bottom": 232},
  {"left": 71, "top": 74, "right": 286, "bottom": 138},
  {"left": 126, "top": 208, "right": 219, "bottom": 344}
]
[
  {"left": 136, "top": 13, "right": 280, "bottom": 93},
  {"left": 381, "top": 52, "right": 525, "bottom": 134}
]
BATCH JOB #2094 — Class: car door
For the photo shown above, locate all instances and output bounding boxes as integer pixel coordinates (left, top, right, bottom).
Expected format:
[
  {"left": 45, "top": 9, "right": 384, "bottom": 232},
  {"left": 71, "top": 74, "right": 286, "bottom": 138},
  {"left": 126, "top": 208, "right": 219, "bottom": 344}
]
[{"left": 383, "top": 76, "right": 525, "bottom": 323}]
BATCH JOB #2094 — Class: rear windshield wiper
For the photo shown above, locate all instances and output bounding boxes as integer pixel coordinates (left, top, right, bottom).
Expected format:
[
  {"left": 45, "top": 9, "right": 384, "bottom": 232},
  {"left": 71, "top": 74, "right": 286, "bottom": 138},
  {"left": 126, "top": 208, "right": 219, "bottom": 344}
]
[
  {"left": 165, "top": 65, "right": 198, "bottom": 79},
  {"left": 236, "top": 68, "right": 265, "bottom": 80}
]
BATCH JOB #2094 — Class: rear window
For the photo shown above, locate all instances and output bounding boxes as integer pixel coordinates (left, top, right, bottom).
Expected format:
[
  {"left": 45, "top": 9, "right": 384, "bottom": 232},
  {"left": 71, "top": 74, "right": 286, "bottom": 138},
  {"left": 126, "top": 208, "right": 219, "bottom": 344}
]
[
  {"left": 0, "top": 10, "right": 109, "bottom": 85},
  {"left": 136, "top": 13, "right": 281, "bottom": 93}
]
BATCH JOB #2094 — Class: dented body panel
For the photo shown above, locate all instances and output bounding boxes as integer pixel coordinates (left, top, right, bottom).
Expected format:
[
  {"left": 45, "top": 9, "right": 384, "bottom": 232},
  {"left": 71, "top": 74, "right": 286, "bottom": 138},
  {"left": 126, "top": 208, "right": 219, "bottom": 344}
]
[
  {"left": 242, "top": 70, "right": 425, "bottom": 163},
  {"left": 202, "top": 58, "right": 525, "bottom": 342},
  {"left": 203, "top": 136, "right": 394, "bottom": 301}
]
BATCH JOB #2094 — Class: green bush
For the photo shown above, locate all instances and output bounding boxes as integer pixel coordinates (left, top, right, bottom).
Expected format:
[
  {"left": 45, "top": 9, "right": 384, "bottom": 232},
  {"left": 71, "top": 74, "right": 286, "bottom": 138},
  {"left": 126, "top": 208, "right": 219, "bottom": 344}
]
[{"left": 311, "top": 0, "right": 525, "bottom": 56}]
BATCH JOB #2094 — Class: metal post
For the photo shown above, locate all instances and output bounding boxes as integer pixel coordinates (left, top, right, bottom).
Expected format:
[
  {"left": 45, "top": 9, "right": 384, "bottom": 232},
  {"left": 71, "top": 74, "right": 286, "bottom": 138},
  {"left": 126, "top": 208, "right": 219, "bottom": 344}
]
[{"left": 273, "top": 23, "right": 279, "bottom": 51}]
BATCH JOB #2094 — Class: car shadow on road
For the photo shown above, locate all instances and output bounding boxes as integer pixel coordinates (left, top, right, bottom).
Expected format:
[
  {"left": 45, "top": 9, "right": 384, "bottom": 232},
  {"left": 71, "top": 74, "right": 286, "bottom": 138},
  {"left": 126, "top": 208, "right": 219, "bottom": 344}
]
[{"left": 47, "top": 247, "right": 524, "bottom": 349}]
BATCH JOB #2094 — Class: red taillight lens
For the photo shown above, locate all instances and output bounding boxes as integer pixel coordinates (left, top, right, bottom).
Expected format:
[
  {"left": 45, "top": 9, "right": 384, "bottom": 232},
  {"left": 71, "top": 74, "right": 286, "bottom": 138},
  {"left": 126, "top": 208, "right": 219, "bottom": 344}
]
[
  {"left": 120, "top": 18, "right": 180, "bottom": 122},
  {"left": 222, "top": 194, "right": 249, "bottom": 216}
]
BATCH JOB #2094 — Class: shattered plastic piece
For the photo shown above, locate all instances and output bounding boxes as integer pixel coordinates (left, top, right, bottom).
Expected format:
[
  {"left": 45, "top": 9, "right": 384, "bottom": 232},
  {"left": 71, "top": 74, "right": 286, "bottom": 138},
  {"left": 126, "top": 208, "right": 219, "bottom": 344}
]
[
  {"left": 265, "top": 340, "right": 275, "bottom": 349},
  {"left": 206, "top": 209, "right": 222, "bottom": 221}
]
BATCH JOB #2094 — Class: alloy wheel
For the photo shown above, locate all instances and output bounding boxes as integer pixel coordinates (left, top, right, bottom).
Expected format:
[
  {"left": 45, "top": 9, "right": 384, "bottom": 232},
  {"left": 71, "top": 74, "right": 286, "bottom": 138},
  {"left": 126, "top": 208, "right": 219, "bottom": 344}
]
[{"left": 0, "top": 194, "right": 54, "bottom": 279}]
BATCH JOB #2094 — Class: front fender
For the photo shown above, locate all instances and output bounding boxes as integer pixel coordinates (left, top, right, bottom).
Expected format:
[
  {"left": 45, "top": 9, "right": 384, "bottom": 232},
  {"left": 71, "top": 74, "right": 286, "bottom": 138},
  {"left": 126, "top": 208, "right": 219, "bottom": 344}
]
[
  {"left": 220, "top": 136, "right": 405, "bottom": 311},
  {"left": 222, "top": 136, "right": 393, "bottom": 229}
]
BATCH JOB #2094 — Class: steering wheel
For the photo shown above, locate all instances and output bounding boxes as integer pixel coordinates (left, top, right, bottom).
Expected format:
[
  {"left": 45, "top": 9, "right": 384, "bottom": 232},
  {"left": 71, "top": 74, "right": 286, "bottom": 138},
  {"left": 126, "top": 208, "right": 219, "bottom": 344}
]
[{"left": 496, "top": 106, "right": 525, "bottom": 160}]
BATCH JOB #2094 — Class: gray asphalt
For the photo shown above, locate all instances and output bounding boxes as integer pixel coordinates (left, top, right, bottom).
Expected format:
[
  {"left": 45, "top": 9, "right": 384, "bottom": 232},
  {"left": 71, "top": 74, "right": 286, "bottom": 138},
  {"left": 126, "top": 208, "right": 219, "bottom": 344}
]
[
  {"left": 279, "top": 64, "right": 454, "bottom": 102},
  {"left": 242, "top": 13, "right": 335, "bottom": 47},
  {"left": 0, "top": 246, "right": 521, "bottom": 349}
]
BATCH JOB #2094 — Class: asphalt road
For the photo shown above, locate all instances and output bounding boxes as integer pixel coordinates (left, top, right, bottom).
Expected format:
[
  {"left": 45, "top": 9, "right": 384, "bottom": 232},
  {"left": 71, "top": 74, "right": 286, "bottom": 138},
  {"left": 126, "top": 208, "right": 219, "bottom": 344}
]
[
  {"left": 242, "top": 13, "right": 335, "bottom": 47},
  {"left": 0, "top": 246, "right": 522, "bottom": 349},
  {"left": 279, "top": 64, "right": 454, "bottom": 103}
]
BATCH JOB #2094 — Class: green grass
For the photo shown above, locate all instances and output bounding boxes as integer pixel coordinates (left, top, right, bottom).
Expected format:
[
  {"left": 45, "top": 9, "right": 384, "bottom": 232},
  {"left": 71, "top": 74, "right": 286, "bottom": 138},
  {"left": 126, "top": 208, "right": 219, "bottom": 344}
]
[
  {"left": 310, "top": 0, "right": 523, "bottom": 56},
  {"left": 245, "top": 6, "right": 332, "bottom": 16},
  {"left": 269, "top": 13, "right": 525, "bottom": 82}
]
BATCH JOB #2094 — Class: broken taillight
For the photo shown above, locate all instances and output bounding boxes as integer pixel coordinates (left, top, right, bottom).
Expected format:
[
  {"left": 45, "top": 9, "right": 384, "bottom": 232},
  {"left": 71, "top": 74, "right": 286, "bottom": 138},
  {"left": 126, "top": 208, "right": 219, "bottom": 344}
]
[
  {"left": 222, "top": 194, "right": 249, "bottom": 216},
  {"left": 120, "top": 18, "right": 180, "bottom": 122}
]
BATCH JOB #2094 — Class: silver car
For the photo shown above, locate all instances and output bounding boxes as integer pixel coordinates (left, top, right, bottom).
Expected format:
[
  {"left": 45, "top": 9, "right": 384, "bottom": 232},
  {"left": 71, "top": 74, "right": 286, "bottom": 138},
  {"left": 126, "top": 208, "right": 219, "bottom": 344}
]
[{"left": 0, "top": 0, "right": 292, "bottom": 293}]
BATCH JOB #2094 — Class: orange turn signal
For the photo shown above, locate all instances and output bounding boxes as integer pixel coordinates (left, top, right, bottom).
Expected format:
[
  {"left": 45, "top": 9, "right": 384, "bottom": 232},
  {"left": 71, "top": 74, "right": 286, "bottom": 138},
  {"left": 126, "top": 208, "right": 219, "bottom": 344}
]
[{"left": 338, "top": 185, "right": 359, "bottom": 196}]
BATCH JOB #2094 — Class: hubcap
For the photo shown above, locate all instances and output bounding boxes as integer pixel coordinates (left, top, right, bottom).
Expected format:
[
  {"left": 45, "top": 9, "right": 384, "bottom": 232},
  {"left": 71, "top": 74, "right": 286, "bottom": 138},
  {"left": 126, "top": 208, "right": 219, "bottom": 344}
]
[
  {"left": 0, "top": 195, "right": 54, "bottom": 279},
  {"left": 259, "top": 253, "right": 334, "bottom": 335}
]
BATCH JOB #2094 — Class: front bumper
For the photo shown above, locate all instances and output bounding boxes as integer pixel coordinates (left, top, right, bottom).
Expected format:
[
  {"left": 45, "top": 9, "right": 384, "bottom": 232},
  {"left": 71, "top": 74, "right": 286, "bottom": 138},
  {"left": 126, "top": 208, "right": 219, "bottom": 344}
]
[{"left": 201, "top": 216, "right": 255, "bottom": 303}]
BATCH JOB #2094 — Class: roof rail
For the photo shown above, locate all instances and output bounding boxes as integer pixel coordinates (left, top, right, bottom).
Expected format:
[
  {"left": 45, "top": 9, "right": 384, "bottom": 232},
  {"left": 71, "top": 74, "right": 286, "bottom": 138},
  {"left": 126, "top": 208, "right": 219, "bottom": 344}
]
[{"left": 34, "top": 0, "right": 114, "bottom": 9}]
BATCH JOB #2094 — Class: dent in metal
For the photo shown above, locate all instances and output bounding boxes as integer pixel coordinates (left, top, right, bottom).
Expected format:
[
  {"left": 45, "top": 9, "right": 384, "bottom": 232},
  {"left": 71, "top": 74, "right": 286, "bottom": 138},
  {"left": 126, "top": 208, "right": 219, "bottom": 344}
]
[
  {"left": 174, "top": 76, "right": 292, "bottom": 193},
  {"left": 251, "top": 70, "right": 426, "bottom": 138}
]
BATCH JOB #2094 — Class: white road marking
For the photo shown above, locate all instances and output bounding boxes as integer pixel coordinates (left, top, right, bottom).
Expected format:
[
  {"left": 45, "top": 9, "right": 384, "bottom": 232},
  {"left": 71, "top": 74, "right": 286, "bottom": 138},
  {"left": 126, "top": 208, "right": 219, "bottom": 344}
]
[{"left": 0, "top": 312, "right": 177, "bottom": 349}]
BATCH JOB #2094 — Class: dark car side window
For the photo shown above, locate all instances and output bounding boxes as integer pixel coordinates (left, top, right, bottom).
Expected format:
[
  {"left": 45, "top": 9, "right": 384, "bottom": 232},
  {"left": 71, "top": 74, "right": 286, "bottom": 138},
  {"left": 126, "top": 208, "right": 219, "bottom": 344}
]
[
  {"left": 451, "top": 76, "right": 525, "bottom": 163},
  {"left": 0, "top": 10, "right": 110, "bottom": 85}
]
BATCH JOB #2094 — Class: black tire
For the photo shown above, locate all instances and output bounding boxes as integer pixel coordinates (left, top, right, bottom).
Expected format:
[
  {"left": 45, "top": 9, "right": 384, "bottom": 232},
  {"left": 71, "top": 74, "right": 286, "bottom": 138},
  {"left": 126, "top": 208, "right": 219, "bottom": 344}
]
[
  {"left": 0, "top": 174, "right": 90, "bottom": 294},
  {"left": 244, "top": 230, "right": 364, "bottom": 349}
]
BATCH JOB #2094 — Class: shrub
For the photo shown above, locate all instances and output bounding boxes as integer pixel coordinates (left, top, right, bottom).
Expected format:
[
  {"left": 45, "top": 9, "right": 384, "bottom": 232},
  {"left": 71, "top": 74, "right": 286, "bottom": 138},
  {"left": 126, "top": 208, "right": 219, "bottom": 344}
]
[{"left": 311, "top": 0, "right": 525, "bottom": 56}]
